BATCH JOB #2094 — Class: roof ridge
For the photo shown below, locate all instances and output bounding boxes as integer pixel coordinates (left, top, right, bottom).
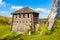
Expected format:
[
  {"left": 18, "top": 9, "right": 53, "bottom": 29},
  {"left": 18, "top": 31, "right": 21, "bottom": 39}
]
[{"left": 12, "top": 7, "right": 38, "bottom": 14}]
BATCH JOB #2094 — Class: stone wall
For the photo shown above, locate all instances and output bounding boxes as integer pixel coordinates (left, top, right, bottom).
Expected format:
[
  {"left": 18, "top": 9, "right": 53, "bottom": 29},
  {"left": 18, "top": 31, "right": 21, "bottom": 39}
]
[
  {"left": 12, "top": 13, "right": 39, "bottom": 33},
  {"left": 12, "top": 14, "right": 32, "bottom": 33}
]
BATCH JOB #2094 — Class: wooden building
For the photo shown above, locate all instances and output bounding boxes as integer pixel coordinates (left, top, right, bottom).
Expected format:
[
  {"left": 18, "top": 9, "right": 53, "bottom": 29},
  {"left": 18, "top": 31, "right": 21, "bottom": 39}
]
[
  {"left": 11, "top": 7, "right": 39, "bottom": 33},
  {"left": 40, "top": 20, "right": 48, "bottom": 25}
]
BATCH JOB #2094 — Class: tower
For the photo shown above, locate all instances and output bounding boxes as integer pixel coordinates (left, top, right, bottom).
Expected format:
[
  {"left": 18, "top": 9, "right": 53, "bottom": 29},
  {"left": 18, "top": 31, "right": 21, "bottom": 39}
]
[
  {"left": 48, "top": 0, "right": 60, "bottom": 30},
  {"left": 11, "top": 7, "right": 39, "bottom": 33}
]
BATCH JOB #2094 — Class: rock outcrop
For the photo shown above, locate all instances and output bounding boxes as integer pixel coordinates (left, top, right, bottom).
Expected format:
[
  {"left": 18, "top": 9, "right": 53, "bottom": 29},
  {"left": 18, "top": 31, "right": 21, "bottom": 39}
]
[{"left": 48, "top": 0, "right": 60, "bottom": 30}]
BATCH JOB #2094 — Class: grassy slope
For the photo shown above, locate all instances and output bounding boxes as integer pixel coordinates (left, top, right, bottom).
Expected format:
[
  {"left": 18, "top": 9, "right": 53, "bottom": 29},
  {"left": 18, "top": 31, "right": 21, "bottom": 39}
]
[
  {"left": 0, "top": 24, "right": 11, "bottom": 37},
  {"left": 21, "top": 23, "right": 60, "bottom": 40},
  {"left": 0, "top": 16, "right": 60, "bottom": 40},
  {"left": 0, "top": 16, "right": 12, "bottom": 38},
  {"left": 21, "top": 30, "right": 60, "bottom": 40},
  {"left": 0, "top": 16, "right": 21, "bottom": 40}
]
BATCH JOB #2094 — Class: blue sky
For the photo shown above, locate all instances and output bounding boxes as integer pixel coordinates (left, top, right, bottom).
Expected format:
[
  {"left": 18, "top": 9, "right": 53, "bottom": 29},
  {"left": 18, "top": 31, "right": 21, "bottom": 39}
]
[{"left": 0, "top": 0, "right": 53, "bottom": 18}]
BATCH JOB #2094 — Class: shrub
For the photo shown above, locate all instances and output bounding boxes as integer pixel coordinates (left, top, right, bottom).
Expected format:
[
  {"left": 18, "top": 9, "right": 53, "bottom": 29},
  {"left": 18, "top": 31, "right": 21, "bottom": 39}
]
[
  {"left": 28, "top": 25, "right": 33, "bottom": 34},
  {"left": 45, "top": 30, "right": 53, "bottom": 35}
]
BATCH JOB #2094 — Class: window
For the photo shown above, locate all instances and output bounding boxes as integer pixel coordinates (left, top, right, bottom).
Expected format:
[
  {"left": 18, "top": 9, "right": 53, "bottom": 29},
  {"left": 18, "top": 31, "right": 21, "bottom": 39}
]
[
  {"left": 23, "top": 14, "right": 25, "bottom": 18},
  {"left": 14, "top": 15, "right": 17, "bottom": 18},
  {"left": 34, "top": 14, "right": 38, "bottom": 17},
  {"left": 20, "top": 21, "right": 21, "bottom": 23},
  {"left": 16, "top": 15, "right": 17, "bottom": 18},
  {"left": 19, "top": 14, "right": 21, "bottom": 18},
  {"left": 28, "top": 14, "right": 29, "bottom": 18}
]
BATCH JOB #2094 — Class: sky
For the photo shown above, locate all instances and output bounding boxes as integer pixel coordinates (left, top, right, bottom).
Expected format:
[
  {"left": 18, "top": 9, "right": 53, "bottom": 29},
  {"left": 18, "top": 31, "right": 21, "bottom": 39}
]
[{"left": 0, "top": 0, "right": 53, "bottom": 18}]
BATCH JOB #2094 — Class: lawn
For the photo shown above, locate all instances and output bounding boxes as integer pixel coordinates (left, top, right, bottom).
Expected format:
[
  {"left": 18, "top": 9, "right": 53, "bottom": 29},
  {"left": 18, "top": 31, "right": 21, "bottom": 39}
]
[
  {"left": 0, "top": 24, "right": 11, "bottom": 38},
  {"left": 0, "top": 23, "right": 60, "bottom": 40},
  {"left": 0, "top": 16, "right": 60, "bottom": 40}
]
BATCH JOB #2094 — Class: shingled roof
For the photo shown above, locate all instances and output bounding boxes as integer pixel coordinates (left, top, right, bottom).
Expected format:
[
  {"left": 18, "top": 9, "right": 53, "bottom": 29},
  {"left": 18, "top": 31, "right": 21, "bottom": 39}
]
[{"left": 12, "top": 7, "right": 38, "bottom": 14}]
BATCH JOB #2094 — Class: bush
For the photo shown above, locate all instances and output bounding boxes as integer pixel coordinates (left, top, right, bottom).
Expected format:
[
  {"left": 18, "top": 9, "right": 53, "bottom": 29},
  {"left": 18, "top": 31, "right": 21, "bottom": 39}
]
[
  {"left": 28, "top": 25, "right": 33, "bottom": 34},
  {"left": 53, "top": 20, "right": 60, "bottom": 31},
  {"left": 45, "top": 30, "right": 53, "bottom": 35}
]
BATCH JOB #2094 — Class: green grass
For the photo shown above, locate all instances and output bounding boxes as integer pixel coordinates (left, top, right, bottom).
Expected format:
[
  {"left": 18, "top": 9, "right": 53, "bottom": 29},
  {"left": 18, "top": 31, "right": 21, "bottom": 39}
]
[
  {"left": 0, "top": 16, "right": 60, "bottom": 40},
  {"left": 18, "top": 31, "right": 60, "bottom": 40},
  {"left": 20, "top": 29, "right": 60, "bottom": 40},
  {"left": 0, "top": 16, "right": 12, "bottom": 39},
  {"left": 0, "top": 24, "right": 11, "bottom": 37}
]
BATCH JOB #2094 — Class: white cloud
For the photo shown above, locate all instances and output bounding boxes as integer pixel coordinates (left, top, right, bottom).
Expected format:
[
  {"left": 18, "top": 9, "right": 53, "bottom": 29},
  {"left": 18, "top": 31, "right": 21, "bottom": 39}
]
[
  {"left": 0, "top": 0, "right": 6, "bottom": 6},
  {"left": 0, "top": 11, "right": 10, "bottom": 14},
  {"left": 0, "top": 0, "right": 5, "bottom": 4},
  {"left": 0, "top": 11, "right": 12, "bottom": 17},
  {"left": 0, "top": 0, "right": 9, "bottom": 7},
  {"left": 34, "top": 8, "right": 50, "bottom": 14},
  {"left": 11, "top": 6, "right": 50, "bottom": 14},
  {"left": 11, "top": 6, "right": 23, "bottom": 10}
]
